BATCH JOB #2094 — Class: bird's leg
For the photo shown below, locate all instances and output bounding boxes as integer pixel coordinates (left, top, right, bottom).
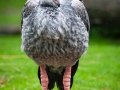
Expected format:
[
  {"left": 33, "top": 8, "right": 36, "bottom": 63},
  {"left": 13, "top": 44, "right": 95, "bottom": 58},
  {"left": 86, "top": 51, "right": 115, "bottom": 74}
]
[
  {"left": 40, "top": 65, "right": 49, "bottom": 90},
  {"left": 63, "top": 66, "right": 71, "bottom": 90}
]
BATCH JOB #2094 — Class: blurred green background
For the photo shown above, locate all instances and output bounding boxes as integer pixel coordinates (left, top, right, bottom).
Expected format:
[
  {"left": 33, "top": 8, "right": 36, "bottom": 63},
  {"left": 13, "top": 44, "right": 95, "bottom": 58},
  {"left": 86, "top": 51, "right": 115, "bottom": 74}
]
[
  {"left": 0, "top": 0, "right": 25, "bottom": 27},
  {"left": 0, "top": 0, "right": 120, "bottom": 90}
]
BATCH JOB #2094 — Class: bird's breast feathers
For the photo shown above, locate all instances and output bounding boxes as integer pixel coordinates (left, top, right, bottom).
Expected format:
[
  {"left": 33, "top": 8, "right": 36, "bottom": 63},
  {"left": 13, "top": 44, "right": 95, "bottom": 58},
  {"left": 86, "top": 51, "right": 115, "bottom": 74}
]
[{"left": 21, "top": 0, "right": 89, "bottom": 66}]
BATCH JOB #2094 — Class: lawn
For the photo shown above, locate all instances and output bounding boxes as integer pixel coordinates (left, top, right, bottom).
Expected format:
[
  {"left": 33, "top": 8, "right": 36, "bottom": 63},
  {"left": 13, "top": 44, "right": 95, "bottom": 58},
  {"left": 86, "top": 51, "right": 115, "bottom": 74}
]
[
  {"left": 0, "top": 35, "right": 120, "bottom": 90},
  {"left": 0, "top": 0, "right": 25, "bottom": 27}
]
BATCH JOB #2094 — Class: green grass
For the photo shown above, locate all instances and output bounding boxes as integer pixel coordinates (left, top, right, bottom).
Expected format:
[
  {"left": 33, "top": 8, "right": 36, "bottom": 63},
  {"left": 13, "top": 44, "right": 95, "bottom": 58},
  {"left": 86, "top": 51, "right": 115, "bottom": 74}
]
[
  {"left": 0, "top": 0, "right": 25, "bottom": 27},
  {"left": 0, "top": 35, "right": 120, "bottom": 90}
]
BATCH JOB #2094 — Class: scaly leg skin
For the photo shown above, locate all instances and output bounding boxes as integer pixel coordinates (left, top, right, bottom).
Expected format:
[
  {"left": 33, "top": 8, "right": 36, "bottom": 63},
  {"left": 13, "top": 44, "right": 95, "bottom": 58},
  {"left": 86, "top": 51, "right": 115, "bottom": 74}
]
[
  {"left": 63, "top": 66, "right": 71, "bottom": 90},
  {"left": 40, "top": 65, "right": 49, "bottom": 90}
]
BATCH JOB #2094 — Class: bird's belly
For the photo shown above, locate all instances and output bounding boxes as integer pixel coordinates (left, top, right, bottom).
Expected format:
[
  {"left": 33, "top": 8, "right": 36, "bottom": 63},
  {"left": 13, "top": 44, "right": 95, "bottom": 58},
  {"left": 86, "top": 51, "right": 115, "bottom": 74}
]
[{"left": 22, "top": 37, "right": 88, "bottom": 66}]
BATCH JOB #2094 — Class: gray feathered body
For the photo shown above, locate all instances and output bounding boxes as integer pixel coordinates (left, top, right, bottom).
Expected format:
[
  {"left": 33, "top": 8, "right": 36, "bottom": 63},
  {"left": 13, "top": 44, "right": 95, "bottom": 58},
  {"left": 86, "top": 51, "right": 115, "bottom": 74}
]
[{"left": 21, "top": 0, "right": 89, "bottom": 67}]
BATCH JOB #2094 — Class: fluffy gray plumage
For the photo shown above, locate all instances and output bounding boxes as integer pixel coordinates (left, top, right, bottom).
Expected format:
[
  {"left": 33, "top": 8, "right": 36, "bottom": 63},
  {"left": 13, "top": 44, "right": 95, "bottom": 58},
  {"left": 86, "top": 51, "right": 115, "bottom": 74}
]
[{"left": 21, "top": 0, "right": 90, "bottom": 69}]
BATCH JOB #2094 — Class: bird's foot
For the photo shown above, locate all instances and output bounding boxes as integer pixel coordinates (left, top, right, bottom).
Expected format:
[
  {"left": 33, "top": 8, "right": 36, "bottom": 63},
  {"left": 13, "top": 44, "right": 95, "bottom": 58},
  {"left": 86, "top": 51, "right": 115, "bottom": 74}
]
[
  {"left": 63, "top": 66, "right": 71, "bottom": 90},
  {"left": 40, "top": 65, "right": 49, "bottom": 90}
]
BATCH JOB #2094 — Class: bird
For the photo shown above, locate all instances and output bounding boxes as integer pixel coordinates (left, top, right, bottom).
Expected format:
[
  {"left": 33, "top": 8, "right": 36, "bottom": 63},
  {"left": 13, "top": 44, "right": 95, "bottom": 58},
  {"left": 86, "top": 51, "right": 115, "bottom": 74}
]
[{"left": 21, "top": 0, "right": 90, "bottom": 90}]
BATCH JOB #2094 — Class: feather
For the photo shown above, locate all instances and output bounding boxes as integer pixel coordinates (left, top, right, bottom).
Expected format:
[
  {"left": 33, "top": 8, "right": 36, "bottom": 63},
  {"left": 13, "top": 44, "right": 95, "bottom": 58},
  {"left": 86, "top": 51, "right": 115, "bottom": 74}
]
[{"left": 21, "top": 0, "right": 90, "bottom": 89}]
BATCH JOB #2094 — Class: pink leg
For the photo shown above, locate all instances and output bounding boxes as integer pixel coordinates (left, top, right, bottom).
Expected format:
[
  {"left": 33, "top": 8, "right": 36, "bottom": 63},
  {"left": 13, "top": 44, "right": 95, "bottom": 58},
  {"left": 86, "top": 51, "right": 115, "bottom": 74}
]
[
  {"left": 63, "top": 66, "right": 71, "bottom": 90},
  {"left": 40, "top": 65, "right": 49, "bottom": 90}
]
